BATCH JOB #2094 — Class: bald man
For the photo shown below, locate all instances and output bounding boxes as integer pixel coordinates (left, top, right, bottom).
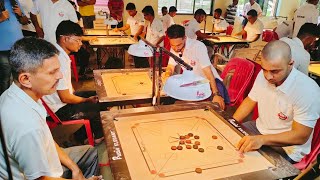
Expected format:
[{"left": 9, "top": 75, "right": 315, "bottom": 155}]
[{"left": 233, "top": 40, "right": 320, "bottom": 164}]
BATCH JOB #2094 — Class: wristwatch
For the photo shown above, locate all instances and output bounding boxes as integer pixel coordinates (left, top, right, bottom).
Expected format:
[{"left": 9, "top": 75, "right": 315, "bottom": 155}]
[{"left": 212, "top": 91, "right": 222, "bottom": 97}]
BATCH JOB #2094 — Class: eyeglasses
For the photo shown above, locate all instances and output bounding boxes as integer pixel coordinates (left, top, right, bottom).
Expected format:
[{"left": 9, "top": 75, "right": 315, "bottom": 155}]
[{"left": 68, "top": 36, "right": 82, "bottom": 44}]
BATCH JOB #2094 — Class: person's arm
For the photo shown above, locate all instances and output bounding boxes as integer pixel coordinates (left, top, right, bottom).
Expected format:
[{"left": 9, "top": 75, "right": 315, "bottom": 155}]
[
  {"left": 30, "top": 12, "right": 44, "bottom": 38},
  {"left": 13, "top": 5, "right": 29, "bottom": 25},
  {"left": 155, "top": 35, "right": 165, "bottom": 47},
  {"left": 57, "top": 89, "right": 97, "bottom": 104},
  {"left": 162, "top": 64, "right": 175, "bottom": 83},
  {"left": 233, "top": 97, "right": 257, "bottom": 122},
  {"left": 195, "top": 30, "right": 219, "bottom": 40},
  {"left": 135, "top": 25, "right": 144, "bottom": 39},
  {"left": 234, "top": 29, "right": 246, "bottom": 37},
  {"left": 114, "top": 24, "right": 130, "bottom": 32},
  {"left": 202, "top": 66, "right": 225, "bottom": 109},
  {"left": 237, "top": 121, "right": 314, "bottom": 153},
  {"left": 250, "top": 34, "right": 261, "bottom": 42},
  {"left": 0, "top": 10, "right": 9, "bottom": 22}
]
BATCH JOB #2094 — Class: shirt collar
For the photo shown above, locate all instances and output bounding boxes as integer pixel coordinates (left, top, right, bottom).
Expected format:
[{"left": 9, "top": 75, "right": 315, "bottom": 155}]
[
  {"left": 276, "top": 67, "right": 298, "bottom": 94},
  {"left": 8, "top": 82, "right": 47, "bottom": 119},
  {"left": 292, "top": 37, "right": 304, "bottom": 48}
]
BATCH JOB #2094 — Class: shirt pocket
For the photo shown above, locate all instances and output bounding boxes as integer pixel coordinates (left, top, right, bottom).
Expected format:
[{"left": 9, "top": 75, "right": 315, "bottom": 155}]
[{"left": 277, "top": 97, "right": 294, "bottom": 122}]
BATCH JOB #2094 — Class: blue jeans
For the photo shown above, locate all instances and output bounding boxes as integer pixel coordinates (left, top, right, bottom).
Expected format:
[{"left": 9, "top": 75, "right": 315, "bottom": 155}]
[{"left": 0, "top": 51, "right": 11, "bottom": 95}]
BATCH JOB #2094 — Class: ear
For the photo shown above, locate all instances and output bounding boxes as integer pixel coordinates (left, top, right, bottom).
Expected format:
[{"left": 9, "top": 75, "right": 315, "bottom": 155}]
[
  {"left": 18, "top": 72, "right": 32, "bottom": 89},
  {"left": 289, "top": 59, "right": 294, "bottom": 66}
]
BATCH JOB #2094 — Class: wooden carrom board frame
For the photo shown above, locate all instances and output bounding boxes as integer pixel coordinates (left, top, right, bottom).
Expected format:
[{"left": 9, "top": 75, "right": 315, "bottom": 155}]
[
  {"left": 89, "top": 36, "right": 136, "bottom": 46},
  {"left": 83, "top": 29, "right": 125, "bottom": 36},
  {"left": 207, "top": 35, "right": 249, "bottom": 45},
  {"left": 94, "top": 69, "right": 167, "bottom": 106},
  {"left": 101, "top": 102, "right": 300, "bottom": 180}
]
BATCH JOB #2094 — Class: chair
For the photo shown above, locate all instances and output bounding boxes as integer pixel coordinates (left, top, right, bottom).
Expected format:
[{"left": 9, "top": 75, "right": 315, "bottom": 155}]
[
  {"left": 262, "top": 30, "right": 275, "bottom": 42},
  {"left": 294, "top": 119, "right": 320, "bottom": 170},
  {"left": 226, "top": 25, "right": 234, "bottom": 35},
  {"left": 220, "top": 58, "right": 255, "bottom": 106},
  {"left": 40, "top": 98, "right": 94, "bottom": 146},
  {"left": 69, "top": 55, "right": 79, "bottom": 82}
]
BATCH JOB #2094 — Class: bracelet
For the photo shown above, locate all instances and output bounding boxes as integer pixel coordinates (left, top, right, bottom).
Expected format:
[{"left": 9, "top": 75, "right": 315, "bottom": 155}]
[{"left": 212, "top": 91, "right": 222, "bottom": 97}]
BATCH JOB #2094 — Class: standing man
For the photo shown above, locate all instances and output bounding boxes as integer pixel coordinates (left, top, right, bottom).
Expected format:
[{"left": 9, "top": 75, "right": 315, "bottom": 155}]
[
  {"left": 242, "top": 0, "right": 262, "bottom": 26},
  {"left": 108, "top": 0, "right": 124, "bottom": 28},
  {"left": 0, "top": 0, "right": 27, "bottom": 95},
  {"left": 18, "top": 0, "right": 37, "bottom": 37},
  {"left": 114, "top": 2, "right": 144, "bottom": 41},
  {"left": 235, "top": 9, "right": 264, "bottom": 42},
  {"left": 0, "top": 37, "right": 101, "bottom": 179},
  {"left": 163, "top": 25, "right": 229, "bottom": 109},
  {"left": 161, "top": 6, "right": 168, "bottom": 17},
  {"left": 233, "top": 40, "right": 320, "bottom": 164},
  {"left": 293, "top": 0, "right": 319, "bottom": 37},
  {"left": 212, "top": 8, "right": 229, "bottom": 34},
  {"left": 30, "top": 0, "right": 78, "bottom": 43},
  {"left": 162, "top": 6, "right": 177, "bottom": 33},
  {"left": 280, "top": 23, "right": 320, "bottom": 75},
  {"left": 43, "top": 20, "right": 104, "bottom": 144},
  {"left": 225, "top": 0, "right": 238, "bottom": 25},
  {"left": 77, "top": 0, "right": 96, "bottom": 29}
]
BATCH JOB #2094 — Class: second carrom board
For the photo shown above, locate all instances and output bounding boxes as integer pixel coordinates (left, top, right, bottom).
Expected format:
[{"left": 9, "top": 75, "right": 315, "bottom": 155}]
[
  {"left": 89, "top": 36, "right": 136, "bottom": 46},
  {"left": 207, "top": 36, "right": 249, "bottom": 44}
]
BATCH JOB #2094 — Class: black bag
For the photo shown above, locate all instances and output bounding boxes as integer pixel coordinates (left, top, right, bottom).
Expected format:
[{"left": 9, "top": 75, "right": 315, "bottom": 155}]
[{"left": 104, "top": 57, "right": 123, "bottom": 69}]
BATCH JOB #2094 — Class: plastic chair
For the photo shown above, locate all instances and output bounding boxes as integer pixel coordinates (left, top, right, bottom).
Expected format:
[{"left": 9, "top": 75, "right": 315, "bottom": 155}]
[
  {"left": 40, "top": 98, "right": 94, "bottom": 146},
  {"left": 294, "top": 119, "right": 320, "bottom": 170},
  {"left": 262, "top": 30, "right": 275, "bottom": 42},
  {"left": 220, "top": 58, "right": 255, "bottom": 106},
  {"left": 226, "top": 25, "right": 234, "bottom": 35},
  {"left": 69, "top": 55, "right": 79, "bottom": 82},
  {"left": 181, "top": 20, "right": 190, "bottom": 26}
]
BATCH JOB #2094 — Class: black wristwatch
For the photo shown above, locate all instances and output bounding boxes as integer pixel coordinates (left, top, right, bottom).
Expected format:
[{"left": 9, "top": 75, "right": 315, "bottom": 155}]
[{"left": 212, "top": 91, "right": 222, "bottom": 97}]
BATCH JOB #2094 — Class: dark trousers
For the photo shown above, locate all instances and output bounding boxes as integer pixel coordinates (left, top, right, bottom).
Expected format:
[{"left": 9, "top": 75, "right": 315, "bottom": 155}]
[
  {"left": 62, "top": 145, "right": 99, "bottom": 178},
  {"left": 48, "top": 91, "right": 103, "bottom": 142},
  {"left": 111, "top": 21, "right": 123, "bottom": 28},
  {"left": 82, "top": 15, "right": 96, "bottom": 29},
  {"left": 22, "top": 30, "right": 37, "bottom": 37},
  {"left": 133, "top": 56, "right": 149, "bottom": 68},
  {"left": 0, "top": 51, "right": 11, "bottom": 95}
]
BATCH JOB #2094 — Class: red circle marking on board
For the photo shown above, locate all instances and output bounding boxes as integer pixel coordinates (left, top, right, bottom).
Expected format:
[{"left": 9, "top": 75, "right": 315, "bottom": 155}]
[
  {"left": 238, "top": 159, "right": 244, "bottom": 163},
  {"left": 150, "top": 170, "right": 157, "bottom": 174},
  {"left": 159, "top": 173, "right": 165, "bottom": 177},
  {"left": 239, "top": 153, "right": 245, "bottom": 158}
]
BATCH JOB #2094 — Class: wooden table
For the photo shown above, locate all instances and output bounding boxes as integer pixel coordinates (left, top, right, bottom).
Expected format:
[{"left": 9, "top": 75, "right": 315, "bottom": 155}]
[
  {"left": 89, "top": 36, "right": 136, "bottom": 68},
  {"left": 101, "top": 102, "right": 299, "bottom": 180},
  {"left": 94, "top": 68, "right": 168, "bottom": 107},
  {"left": 308, "top": 64, "right": 320, "bottom": 77},
  {"left": 206, "top": 35, "right": 249, "bottom": 58},
  {"left": 84, "top": 29, "right": 125, "bottom": 36}
]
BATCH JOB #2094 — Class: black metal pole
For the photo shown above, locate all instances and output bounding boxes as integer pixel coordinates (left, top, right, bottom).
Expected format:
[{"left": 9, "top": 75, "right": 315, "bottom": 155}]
[{"left": 0, "top": 120, "right": 13, "bottom": 180}]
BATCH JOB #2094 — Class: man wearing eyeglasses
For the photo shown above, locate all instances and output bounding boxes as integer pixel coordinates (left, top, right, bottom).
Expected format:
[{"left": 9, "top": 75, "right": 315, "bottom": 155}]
[{"left": 42, "top": 20, "right": 104, "bottom": 146}]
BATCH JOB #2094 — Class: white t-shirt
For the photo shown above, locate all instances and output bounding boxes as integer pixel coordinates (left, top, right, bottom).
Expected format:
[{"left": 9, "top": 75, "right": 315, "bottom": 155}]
[
  {"left": 126, "top": 12, "right": 145, "bottom": 36},
  {"left": 244, "top": 18, "right": 264, "bottom": 42},
  {"left": 18, "top": 0, "right": 36, "bottom": 32},
  {"left": 0, "top": 83, "right": 63, "bottom": 179},
  {"left": 275, "top": 20, "right": 294, "bottom": 39},
  {"left": 31, "top": 0, "right": 78, "bottom": 43},
  {"left": 42, "top": 44, "right": 72, "bottom": 112},
  {"left": 162, "top": 14, "right": 175, "bottom": 32},
  {"left": 243, "top": 2, "right": 262, "bottom": 16},
  {"left": 249, "top": 69, "right": 320, "bottom": 162},
  {"left": 185, "top": 18, "right": 200, "bottom": 39},
  {"left": 212, "top": 17, "right": 229, "bottom": 32},
  {"left": 293, "top": 3, "right": 319, "bottom": 37},
  {"left": 280, "top": 37, "right": 310, "bottom": 75},
  {"left": 145, "top": 18, "right": 165, "bottom": 47},
  {"left": 168, "top": 38, "right": 221, "bottom": 81}
]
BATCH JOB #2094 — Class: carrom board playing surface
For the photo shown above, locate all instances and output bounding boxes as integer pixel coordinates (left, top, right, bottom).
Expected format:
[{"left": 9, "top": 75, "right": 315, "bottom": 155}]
[
  {"left": 110, "top": 109, "right": 274, "bottom": 179},
  {"left": 84, "top": 29, "right": 125, "bottom": 36},
  {"left": 89, "top": 36, "right": 136, "bottom": 46},
  {"left": 207, "top": 36, "right": 248, "bottom": 44}
]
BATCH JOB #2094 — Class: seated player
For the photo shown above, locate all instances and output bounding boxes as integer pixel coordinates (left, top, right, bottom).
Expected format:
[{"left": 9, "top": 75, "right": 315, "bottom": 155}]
[
  {"left": 212, "top": 8, "right": 229, "bottom": 34},
  {"left": 273, "top": 20, "right": 294, "bottom": 39},
  {"left": 163, "top": 25, "right": 230, "bottom": 110},
  {"left": 42, "top": 20, "right": 104, "bottom": 144},
  {"left": 162, "top": 6, "right": 177, "bottom": 33},
  {"left": 233, "top": 40, "right": 320, "bottom": 163},
  {"left": 280, "top": 23, "right": 320, "bottom": 75},
  {"left": 235, "top": 9, "right": 263, "bottom": 42},
  {"left": 0, "top": 37, "right": 101, "bottom": 179}
]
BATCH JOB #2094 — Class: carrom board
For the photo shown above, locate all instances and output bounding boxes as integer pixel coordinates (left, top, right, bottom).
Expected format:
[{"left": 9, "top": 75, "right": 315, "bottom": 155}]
[
  {"left": 94, "top": 69, "right": 166, "bottom": 103},
  {"left": 89, "top": 36, "right": 136, "bottom": 46},
  {"left": 207, "top": 36, "right": 249, "bottom": 44},
  {"left": 84, "top": 29, "right": 125, "bottom": 36},
  {"left": 108, "top": 108, "right": 275, "bottom": 180}
]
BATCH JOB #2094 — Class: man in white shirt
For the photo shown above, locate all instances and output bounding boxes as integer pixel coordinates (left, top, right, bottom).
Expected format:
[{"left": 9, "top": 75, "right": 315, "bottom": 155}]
[
  {"left": 185, "top": 8, "right": 219, "bottom": 40},
  {"left": 233, "top": 40, "right": 320, "bottom": 164},
  {"left": 212, "top": 8, "right": 229, "bottom": 34},
  {"left": 274, "top": 20, "right": 294, "bottom": 39},
  {"left": 18, "top": 0, "right": 37, "bottom": 37},
  {"left": 42, "top": 21, "right": 104, "bottom": 145},
  {"left": 162, "top": 6, "right": 177, "bottom": 33},
  {"left": 235, "top": 9, "right": 263, "bottom": 42},
  {"left": 114, "top": 2, "right": 144, "bottom": 41},
  {"left": 163, "top": 25, "right": 230, "bottom": 110},
  {"left": 293, "top": 0, "right": 319, "bottom": 37},
  {"left": 281, "top": 23, "right": 320, "bottom": 75},
  {"left": 0, "top": 37, "right": 101, "bottom": 179},
  {"left": 30, "top": 0, "right": 78, "bottom": 43},
  {"left": 242, "top": 0, "right": 262, "bottom": 27}
]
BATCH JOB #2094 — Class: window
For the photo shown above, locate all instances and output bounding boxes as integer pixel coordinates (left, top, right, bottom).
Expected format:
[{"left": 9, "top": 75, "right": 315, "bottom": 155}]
[
  {"left": 237, "top": 0, "right": 279, "bottom": 17},
  {"left": 158, "top": 0, "right": 213, "bottom": 15}
]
